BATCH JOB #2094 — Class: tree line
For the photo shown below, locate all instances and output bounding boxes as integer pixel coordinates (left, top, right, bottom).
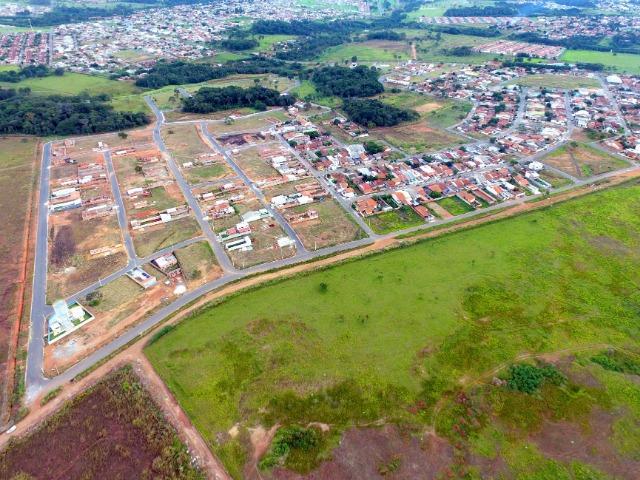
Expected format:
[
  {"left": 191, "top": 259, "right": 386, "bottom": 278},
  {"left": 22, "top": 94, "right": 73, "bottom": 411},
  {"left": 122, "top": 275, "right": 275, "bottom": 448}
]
[
  {"left": 134, "top": 59, "right": 304, "bottom": 88},
  {"left": 182, "top": 86, "right": 294, "bottom": 113},
  {"left": 0, "top": 90, "right": 148, "bottom": 135},
  {"left": 0, "top": 64, "right": 63, "bottom": 83}
]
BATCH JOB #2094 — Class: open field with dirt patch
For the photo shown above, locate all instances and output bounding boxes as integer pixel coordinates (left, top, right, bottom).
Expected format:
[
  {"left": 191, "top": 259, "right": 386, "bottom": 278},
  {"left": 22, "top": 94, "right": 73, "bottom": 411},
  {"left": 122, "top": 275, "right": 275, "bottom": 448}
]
[
  {"left": 133, "top": 217, "right": 202, "bottom": 258},
  {"left": 44, "top": 271, "right": 176, "bottom": 375},
  {"left": 317, "top": 40, "right": 411, "bottom": 63},
  {"left": 146, "top": 180, "right": 640, "bottom": 479},
  {"left": 0, "top": 366, "right": 202, "bottom": 480},
  {"left": 0, "top": 136, "right": 39, "bottom": 422},
  {"left": 543, "top": 141, "right": 629, "bottom": 178},
  {"left": 366, "top": 206, "right": 425, "bottom": 234},
  {"left": 175, "top": 240, "right": 223, "bottom": 288},
  {"left": 359, "top": 92, "right": 471, "bottom": 153},
  {"left": 286, "top": 199, "right": 365, "bottom": 250},
  {"left": 47, "top": 212, "right": 127, "bottom": 300},
  {"left": 207, "top": 110, "right": 290, "bottom": 137}
]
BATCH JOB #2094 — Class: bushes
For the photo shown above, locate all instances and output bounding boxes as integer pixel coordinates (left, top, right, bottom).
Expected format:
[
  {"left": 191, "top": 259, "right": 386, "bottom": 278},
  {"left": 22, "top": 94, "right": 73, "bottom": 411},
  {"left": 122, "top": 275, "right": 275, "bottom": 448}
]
[
  {"left": 507, "top": 362, "right": 566, "bottom": 394},
  {"left": 591, "top": 350, "right": 640, "bottom": 376},
  {"left": 259, "top": 426, "right": 320, "bottom": 470},
  {"left": 218, "top": 38, "right": 259, "bottom": 51}
]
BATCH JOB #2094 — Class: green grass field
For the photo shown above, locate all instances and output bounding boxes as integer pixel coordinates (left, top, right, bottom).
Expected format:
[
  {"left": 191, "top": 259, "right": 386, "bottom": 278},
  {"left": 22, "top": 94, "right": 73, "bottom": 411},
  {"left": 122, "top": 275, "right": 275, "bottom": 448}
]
[
  {"left": 317, "top": 40, "right": 411, "bottom": 63},
  {"left": 509, "top": 74, "right": 601, "bottom": 89},
  {"left": 146, "top": 180, "right": 640, "bottom": 477},
  {"left": 290, "top": 80, "right": 342, "bottom": 108},
  {"left": 560, "top": 50, "right": 640, "bottom": 75},
  {"left": 366, "top": 206, "right": 424, "bottom": 234},
  {"left": 0, "top": 72, "right": 140, "bottom": 97}
]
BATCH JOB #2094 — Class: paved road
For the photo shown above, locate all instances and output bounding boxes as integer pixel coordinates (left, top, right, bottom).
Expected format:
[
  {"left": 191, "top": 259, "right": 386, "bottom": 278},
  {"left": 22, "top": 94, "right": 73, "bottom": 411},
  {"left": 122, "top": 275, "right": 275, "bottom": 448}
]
[
  {"left": 275, "top": 133, "right": 377, "bottom": 239},
  {"left": 19, "top": 89, "right": 640, "bottom": 408},
  {"left": 103, "top": 150, "right": 138, "bottom": 262},
  {"left": 145, "top": 96, "right": 238, "bottom": 274},
  {"left": 198, "top": 122, "right": 310, "bottom": 254},
  {"left": 25, "top": 142, "right": 52, "bottom": 400}
]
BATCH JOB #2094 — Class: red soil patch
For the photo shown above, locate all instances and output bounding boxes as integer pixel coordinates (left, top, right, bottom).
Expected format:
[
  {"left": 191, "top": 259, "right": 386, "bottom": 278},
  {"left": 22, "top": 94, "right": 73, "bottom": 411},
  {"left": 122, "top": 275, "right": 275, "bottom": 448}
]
[
  {"left": 0, "top": 367, "right": 198, "bottom": 480},
  {"left": 531, "top": 407, "right": 640, "bottom": 479},
  {"left": 272, "top": 425, "right": 453, "bottom": 480}
]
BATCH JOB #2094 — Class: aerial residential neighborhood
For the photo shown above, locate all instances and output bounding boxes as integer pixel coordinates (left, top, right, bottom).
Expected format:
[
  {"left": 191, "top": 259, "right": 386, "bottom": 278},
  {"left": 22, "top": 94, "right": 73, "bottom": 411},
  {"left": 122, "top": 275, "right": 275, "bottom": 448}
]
[{"left": 0, "top": 0, "right": 639, "bottom": 479}]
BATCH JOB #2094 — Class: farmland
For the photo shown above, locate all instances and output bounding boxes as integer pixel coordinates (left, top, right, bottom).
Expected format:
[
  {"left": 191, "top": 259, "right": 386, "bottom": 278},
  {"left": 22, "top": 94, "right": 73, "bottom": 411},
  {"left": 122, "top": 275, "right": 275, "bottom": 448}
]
[
  {"left": 0, "top": 136, "right": 39, "bottom": 422},
  {"left": 146, "top": 178, "right": 640, "bottom": 478},
  {"left": 0, "top": 367, "right": 202, "bottom": 480}
]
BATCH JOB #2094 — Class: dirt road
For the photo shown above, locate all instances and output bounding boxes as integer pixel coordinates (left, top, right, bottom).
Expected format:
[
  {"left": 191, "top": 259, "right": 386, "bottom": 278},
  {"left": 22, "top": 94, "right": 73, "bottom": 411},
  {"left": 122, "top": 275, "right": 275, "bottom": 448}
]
[{"left": 3, "top": 168, "right": 639, "bottom": 478}]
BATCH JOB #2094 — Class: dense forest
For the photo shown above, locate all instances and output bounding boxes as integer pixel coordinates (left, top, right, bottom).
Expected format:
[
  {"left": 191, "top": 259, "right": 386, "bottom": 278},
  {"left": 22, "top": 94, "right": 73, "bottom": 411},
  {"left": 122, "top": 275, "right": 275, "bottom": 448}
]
[
  {"left": 135, "top": 59, "right": 304, "bottom": 88},
  {"left": 0, "top": 64, "right": 62, "bottom": 83},
  {"left": 182, "top": 86, "right": 295, "bottom": 113},
  {"left": 312, "top": 66, "right": 384, "bottom": 98},
  {"left": 217, "top": 38, "right": 259, "bottom": 51},
  {"left": 342, "top": 99, "right": 419, "bottom": 128},
  {"left": 366, "top": 31, "right": 406, "bottom": 41},
  {"left": 0, "top": 91, "right": 149, "bottom": 135}
]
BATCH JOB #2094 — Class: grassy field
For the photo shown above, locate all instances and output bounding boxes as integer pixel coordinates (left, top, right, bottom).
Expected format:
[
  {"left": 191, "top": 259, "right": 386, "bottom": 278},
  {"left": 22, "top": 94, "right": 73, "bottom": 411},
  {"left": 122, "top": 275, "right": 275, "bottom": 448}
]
[
  {"left": 0, "top": 72, "right": 140, "bottom": 97},
  {"left": 560, "top": 50, "right": 640, "bottom": 75},
  {"left": 366, "top": 206, "right": 424, "bottom": 234},
  {"left": 0, "top": 136, "right": 39, "bottom": 421},
  {"left": 509, "top": 74, "right": 601, "bottom": 90},
  {"left": 543, "top": 141, "right": 629, "bottom": 178},
  {"left": 133, "top": 217, "right": 202, "bottom": 258},
  {"left": 317, "top": 40, "right": 411, "bottom": 63},
  {"left": 415, "top": 33, "right": 500, "bottom": 65},
  {"left": 290, "top": 80, "right": 341, "bottom": 108},
  {"left": 359, "top": 91, "right": 471, "bottom": 154},
  {"left": 437, "top": 196, "right": 475, "bottom": 216},
  {"left": 0, "top": 367, "right": 202, "bottom": 479},
  {"left": 147, "top": 180, "right": 640, "bottom": 477}
]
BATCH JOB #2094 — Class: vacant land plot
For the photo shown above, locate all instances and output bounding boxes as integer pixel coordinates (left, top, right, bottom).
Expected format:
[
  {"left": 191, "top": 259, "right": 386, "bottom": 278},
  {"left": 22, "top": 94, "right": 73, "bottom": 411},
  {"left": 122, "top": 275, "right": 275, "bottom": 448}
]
[
  {"left": 162, "top": 124, "right": 213, "bottom": 162},
  {"left": 437, "top": 196, "right": 474, "bottom": 216},
  {"left": 363, "top": 92, "right": 471, "bottom": 153},
  {"left": 371, "top": 121, "right": 466, "bottom": 154},
  {"left": 543, "top": 141, "right": 629, "bottom": 178},
  {"left": 232, "top": 144, "right": 282, "bottom": 182},
  {"left": 318, "top": 40, "right": 411, "bottom": 63},
  {"left": 133, "top": 217, "right": 202, "bottom": 258},
  {"left": 560, "top": 50, "right": 640, "bottom": 75},
  {"left": 290, "top": 80, "right": 341, "bottom": 108},
  {"left": 287, "top": 199, "right": 365, "bottom": 250},
  {"left": 207, "top": 110, "right": 290, "bottom": 137},
  {"left": 0, "top": 136, "right": 38, "bottom": 421},
  {"left": 509, "top": 74, "right": 600, "bottom": 89},
  {"left": 0, "top": 367, "right": 202, "bottom": 480},
  {"left": 366, "top": 206, "right": 425, "bottom": 234},
  {"left": 147, "top": 180, "right": 640, "bottom": 479},
  {"left": 174, "top": 241, "right": 223, "bottom": 287},
  {"left": 47, "top": 212, "right": 127, "bottom": 300}
]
